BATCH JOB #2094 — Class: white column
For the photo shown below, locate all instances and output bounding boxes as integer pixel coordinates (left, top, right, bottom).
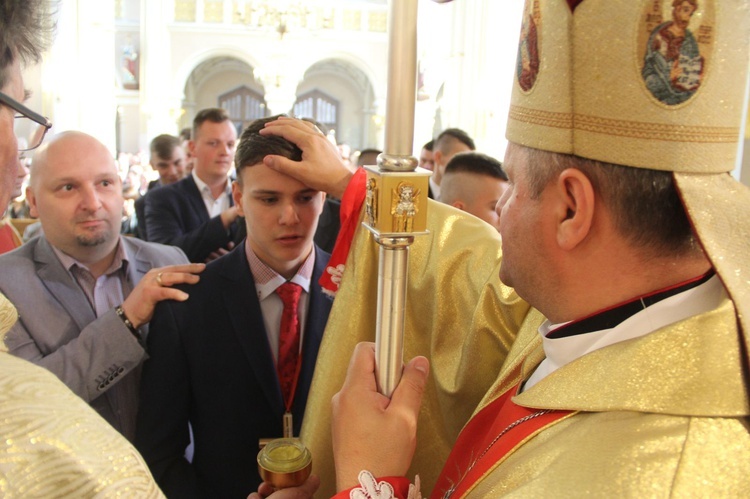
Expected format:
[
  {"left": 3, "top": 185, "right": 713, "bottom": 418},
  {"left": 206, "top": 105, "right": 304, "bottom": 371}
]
[
  {"left": 140, "top": 0, "right": 180, "bottom": 149},
  {"left": 413, "top": 0, "right": 458, "bottom": 150},
  {"left": 436, "top": 0, "right": 523, "bottom": 159},
  {"left": 46, "top": 0, "right": 117, "bottom": 153},
  {"left": 223, "top": 0, "right": 233, "bottom": 24},
  {"left": 195, "top": 0, "right": 205, "bottom": 23}
]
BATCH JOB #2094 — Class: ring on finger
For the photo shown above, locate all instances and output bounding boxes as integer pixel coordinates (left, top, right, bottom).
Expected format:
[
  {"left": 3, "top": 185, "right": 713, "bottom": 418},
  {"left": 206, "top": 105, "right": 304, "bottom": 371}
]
[{"left": 156, "top": 272, "right": 164, "bottom": 286}]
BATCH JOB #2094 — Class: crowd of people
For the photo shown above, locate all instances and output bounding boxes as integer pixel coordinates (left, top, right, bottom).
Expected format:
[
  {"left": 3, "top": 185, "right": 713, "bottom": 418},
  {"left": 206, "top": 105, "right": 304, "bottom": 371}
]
[{"left": 1, "top": 0, "right": 749, "bottom": 498}]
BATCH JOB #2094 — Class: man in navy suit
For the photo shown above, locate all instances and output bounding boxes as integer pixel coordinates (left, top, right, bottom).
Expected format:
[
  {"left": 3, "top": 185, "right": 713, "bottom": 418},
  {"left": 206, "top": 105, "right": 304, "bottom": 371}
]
[
  {"left": 144, "top": 108, "right": 242, "bottom": 262},
  {"left": 135, "top": 115, "right": 333, "bottom": 498}
]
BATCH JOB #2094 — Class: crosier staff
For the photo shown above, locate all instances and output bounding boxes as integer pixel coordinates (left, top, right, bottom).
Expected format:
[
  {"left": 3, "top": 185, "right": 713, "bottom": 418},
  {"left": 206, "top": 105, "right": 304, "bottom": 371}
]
[{"left": 363, "top": 0, "right": 430, "bottom": 398}]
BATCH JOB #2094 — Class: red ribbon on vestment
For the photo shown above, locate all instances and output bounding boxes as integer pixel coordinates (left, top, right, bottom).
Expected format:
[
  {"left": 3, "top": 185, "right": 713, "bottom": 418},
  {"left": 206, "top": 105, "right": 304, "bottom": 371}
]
[{"left": 319, "top": 168, "right": 368, "bottom": 296}]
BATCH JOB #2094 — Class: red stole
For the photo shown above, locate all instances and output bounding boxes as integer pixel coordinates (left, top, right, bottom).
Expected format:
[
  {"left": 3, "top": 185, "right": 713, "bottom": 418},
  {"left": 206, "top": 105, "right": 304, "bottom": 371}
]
[
  {"left": 319, "top": 168, "right": 367, "bottom": 295},
  {"left": 431, "top": 376, "right": 573, "bottom": 498},
  {"left": 0, "top": 222, "right": 21, "bottom": 255}
]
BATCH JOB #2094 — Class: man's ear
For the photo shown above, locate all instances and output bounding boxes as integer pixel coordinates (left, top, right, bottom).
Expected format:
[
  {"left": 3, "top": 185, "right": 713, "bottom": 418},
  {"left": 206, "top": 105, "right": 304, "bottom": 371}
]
[
  {"left": 433, "top": 150, "right": 443, "bottom": 170},
  {"left": 231, "top": 181, "right": 244, "bottom": 217},
  {"left": 317, "top": 191, "right": 327, "bottom": 215},
  {"left": 451, "top": 200, "right": 465, "bottom": 211},
  {"left": 555, "top": 168, "right": 595, "bottom": 251},
  {"left": 26, "top": 186, "right": 39, "bottom": 218}
]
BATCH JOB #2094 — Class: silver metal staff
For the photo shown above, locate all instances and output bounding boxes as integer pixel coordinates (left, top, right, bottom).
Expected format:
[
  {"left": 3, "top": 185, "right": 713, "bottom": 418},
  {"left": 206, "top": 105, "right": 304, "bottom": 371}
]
[{"left": 363, "top": 0, "right": 430, "bottom": 398}]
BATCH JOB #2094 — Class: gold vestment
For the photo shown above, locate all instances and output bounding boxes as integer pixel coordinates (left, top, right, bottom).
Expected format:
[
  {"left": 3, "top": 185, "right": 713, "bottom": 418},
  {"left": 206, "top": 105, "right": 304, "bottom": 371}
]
[
  {"left": 0, "top": 292, "right": 164, "bottom": 498},
  {"left": 463, "top": 294, "right": 750, "bottom": 497},
  {"left": 301, "top": 200, "right": 525, "bottom": 497}
]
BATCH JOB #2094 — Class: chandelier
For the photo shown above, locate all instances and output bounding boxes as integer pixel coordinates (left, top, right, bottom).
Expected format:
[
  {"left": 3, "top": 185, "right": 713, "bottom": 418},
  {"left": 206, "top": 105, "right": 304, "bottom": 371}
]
[{"left": 236, "top": 1, "right": 320, "bottom": 40}]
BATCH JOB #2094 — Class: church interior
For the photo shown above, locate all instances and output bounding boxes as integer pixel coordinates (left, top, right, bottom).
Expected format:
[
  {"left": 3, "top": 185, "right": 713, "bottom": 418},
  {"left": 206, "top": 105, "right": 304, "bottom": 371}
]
[{"left": 13, "top": 0, "right": 750, "bottom": 202}]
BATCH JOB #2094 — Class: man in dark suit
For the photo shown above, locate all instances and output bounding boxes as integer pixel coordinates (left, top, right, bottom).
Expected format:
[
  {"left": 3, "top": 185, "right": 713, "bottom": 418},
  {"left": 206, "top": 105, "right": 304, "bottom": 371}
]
[
  {"left": 144, "top": 108, "right": 242, "bottom": 262},
  {"left": 135, "top": 115, "right": 333, "bottom": 498},
  {"left": 0, "top": 131, "right": 204, "bottom": 442},
  {"left": 134, "top": 133, "right": 186, "bottom": 239}
]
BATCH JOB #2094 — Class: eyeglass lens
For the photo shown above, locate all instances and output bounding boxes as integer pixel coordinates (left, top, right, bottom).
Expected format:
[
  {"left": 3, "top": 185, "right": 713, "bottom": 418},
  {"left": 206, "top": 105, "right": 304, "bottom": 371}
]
[{"left": 14, "top": 116, "right": 46, "bottom": 151}]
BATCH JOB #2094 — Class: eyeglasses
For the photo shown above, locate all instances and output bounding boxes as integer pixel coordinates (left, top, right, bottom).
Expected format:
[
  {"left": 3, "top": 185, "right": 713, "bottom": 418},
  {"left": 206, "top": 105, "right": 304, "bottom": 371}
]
[{"left": 0, "top": 90, "right": 52, "bottom": 151}]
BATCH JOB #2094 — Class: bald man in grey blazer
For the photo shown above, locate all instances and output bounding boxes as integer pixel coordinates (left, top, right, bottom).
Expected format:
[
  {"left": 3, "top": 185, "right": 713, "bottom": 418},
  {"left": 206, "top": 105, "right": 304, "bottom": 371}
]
[{"left": 0, "top": 132, "right": 204, "bottom": 442}]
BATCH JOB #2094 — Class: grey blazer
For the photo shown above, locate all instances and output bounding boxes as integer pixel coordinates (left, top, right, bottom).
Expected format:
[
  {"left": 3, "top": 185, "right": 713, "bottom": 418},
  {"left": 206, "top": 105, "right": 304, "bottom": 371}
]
[{"left": 0, "top": 235, "right": 188, "bottom": 441}]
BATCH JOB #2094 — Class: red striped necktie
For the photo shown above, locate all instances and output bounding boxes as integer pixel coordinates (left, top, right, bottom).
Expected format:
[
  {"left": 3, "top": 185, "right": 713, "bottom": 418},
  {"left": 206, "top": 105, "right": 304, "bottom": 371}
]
[{"left": 276, "top": 282, "right": 302, "bottom": 406}]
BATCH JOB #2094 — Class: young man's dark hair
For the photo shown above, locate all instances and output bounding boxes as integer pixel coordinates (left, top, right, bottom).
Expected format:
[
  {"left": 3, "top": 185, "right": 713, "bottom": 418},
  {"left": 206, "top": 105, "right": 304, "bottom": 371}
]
[
  {"left": 149, "top": 134, "right": 181, "bottom": 160},
  {"left": 235, "top": 115, "right": 302, "bottom": 180},
  {"left": 444, "top": 151, "right": 507, "bottom": 181},
  {"left": 435, "top": 128, "right": 475, "bottom": 152},
  {"left": 179, "top": 127, "right": 191, "bottom": 142}
]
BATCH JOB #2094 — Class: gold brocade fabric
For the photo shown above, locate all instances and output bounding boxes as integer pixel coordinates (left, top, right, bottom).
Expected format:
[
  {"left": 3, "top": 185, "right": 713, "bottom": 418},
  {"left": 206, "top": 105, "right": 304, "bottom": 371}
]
[
  {"left": 463, "top": 296, "right": 750, "bottom": 497},
  {"left": 300, "top": 200, "right": 526, "bottom": 498},
  {"left": 0, "top": 291, "right": 18, "bottom": 353},
  {"left": 468, "top": 413, "right": 750, "bottom": 497},
  {"left": 0, "top": 292, "right": 164, "bottom": 498},
  {"left": 675, "top": 172, "right": 750, "bottom": 384}
]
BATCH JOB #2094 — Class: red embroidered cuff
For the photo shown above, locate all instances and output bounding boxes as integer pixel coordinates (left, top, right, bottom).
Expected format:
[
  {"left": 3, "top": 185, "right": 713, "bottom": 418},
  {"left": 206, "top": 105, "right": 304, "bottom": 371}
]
[{"left": 332, "top": 473, "right": 411, "bottom": 499}]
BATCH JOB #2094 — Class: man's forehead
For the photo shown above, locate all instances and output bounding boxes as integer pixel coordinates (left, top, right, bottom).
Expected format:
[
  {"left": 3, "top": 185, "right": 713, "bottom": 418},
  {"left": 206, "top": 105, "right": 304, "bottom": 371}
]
[
  {"left": 37, "top": 137, "right": 118, "bottom": 175},
  {"left": 249, "top": 185, "right": 316, "bottom": 193},
  {"left": 241, "top": 163, "right": 314, "bottom": 189},
  {"left": 155, "top": 150, "right": 182, "bottom": 162},
  {"left": 196, "top": 121, "right": 236, "bottom": 137}
]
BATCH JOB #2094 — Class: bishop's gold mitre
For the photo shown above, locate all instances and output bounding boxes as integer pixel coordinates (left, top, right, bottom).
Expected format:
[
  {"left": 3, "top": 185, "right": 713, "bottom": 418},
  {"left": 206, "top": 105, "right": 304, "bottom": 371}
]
[{"left": 506, "top": 0, "right": 750, "bottom": 360}]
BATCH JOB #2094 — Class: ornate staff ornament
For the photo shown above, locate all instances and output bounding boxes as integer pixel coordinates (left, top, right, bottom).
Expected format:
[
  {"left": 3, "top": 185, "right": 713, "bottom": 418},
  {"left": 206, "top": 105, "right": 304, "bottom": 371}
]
[{"left": 364, "top": 0, "right": 430, "bottom": 397}]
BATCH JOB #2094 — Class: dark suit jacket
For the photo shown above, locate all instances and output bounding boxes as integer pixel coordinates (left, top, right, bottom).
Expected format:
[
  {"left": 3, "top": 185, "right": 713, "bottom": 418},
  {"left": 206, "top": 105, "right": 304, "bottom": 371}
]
[
  {"left": 134, "top": 181, "right": 164, "bottom": 240},
  {"left": 134, "top": 193, "right": 148, "bottom": 240},
  {"left": 135, "top": 242, "right": 332, "bottom": 498},
  {"left": 144, "top": 175, "right": 239, "bottom": 262},
  {"left": 0, "top": 236, "right": 188, "bottom": 441},
  {"left": 313, "top": 197, "right": 341, "bottom": 254}
]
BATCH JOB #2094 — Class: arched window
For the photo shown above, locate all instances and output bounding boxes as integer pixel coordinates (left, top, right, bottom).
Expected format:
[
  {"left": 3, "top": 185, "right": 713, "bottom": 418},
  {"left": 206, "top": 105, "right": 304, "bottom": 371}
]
[
  {"left": 219, "top": 86, "right": 268, "bottom": 134},
  {"left": 293, "top": 90, "right": 339, "bottom": 136}
]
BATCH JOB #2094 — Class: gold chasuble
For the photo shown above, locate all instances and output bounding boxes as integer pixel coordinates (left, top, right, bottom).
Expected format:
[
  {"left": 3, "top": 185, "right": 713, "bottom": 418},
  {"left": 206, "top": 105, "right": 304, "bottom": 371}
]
[
  {"left": 0, "top": 292, "right": 164, "bottom": 497},
  {"left": 433, "top": 295, "right": 750, "bottom": 497},
  {"left": 301, "top": 200, "right": 527, "bottom": 497}
]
